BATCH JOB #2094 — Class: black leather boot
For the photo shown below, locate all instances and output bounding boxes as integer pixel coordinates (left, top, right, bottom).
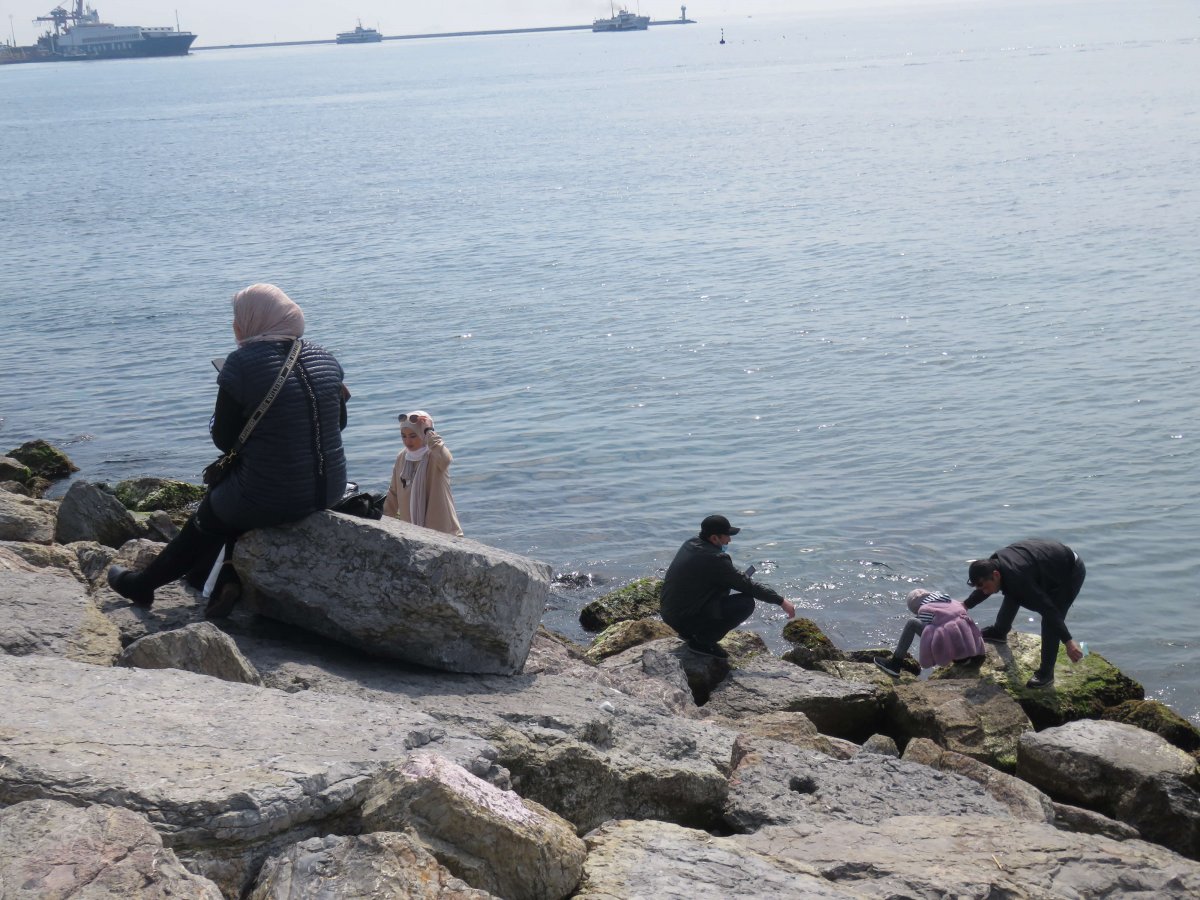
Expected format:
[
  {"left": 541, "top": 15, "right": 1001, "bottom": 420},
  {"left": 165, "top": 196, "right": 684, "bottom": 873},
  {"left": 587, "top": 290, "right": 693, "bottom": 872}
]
[{"left": 106, "top": 516, "right": 224, "bottom": 608}]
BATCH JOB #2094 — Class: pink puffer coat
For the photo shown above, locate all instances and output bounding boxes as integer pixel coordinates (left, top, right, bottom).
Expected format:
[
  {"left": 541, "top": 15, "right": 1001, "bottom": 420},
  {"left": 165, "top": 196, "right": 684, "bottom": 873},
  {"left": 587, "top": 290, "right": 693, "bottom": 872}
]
[{"left": 918, "top": 600, "right": 985, "bottom": 668}]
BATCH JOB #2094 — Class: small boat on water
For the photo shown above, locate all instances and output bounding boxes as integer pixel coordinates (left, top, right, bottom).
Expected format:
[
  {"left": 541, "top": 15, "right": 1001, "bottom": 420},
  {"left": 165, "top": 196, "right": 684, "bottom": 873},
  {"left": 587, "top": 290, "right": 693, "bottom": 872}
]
[
  {"left": 592, "top": 7, "right": 650, "bottom": 32},
  {"left": 336, "top": 20, "right": 382, "bottom": 44}
]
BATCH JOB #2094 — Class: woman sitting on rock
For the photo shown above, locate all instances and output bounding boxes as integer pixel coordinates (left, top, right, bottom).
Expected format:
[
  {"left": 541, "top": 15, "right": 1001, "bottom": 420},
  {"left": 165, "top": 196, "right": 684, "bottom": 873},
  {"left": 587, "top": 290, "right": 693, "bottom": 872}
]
[
  {"left": 874, "top": 589, "right": 985, "bottom": 677},
  {"left": 107, "top": 283, "right": 349, "bottom": 616},
  {"left": 383, "top": 410, "right": 463, "bottom": 536}
]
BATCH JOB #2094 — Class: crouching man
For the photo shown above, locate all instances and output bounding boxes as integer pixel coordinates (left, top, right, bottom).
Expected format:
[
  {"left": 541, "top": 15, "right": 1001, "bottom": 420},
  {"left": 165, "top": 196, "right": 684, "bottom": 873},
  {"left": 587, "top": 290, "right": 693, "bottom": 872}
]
[{"left": 660, "top": 514, "right": 795, "bottom": 659}]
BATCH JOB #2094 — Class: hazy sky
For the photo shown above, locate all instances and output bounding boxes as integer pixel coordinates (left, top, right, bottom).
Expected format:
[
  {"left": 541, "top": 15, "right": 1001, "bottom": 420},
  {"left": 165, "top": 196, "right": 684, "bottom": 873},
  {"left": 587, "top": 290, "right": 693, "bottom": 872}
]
[{"left": 1, "top": 0, "right": 939, "bottom": 47}]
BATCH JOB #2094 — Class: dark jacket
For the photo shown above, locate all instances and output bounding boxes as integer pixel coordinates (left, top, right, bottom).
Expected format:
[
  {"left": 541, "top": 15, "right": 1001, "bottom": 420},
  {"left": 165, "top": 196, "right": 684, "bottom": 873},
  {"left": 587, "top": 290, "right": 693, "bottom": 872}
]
[
  {"left": 964, "top": 539, "right": 1078, "bottom": 643},
  {"left": 660, "top": 536, "right": 785, "bottom": 626},
  {"left": 207, "top": 339, "right": 347, "bottom": 531}
]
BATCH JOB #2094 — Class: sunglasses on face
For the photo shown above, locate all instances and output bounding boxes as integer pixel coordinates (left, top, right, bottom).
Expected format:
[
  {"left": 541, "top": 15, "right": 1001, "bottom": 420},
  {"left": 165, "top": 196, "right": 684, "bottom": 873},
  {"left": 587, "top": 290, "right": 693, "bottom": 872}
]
[{"left": 398, "top": 414, "right": 422, "bottom": 423}]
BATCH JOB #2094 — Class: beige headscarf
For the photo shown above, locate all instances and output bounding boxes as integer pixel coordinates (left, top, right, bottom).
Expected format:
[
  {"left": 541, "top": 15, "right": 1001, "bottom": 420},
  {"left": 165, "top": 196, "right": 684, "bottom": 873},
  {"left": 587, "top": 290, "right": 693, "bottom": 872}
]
[{"left": 232, "top": 283, "right": 306, "bottom": 346}]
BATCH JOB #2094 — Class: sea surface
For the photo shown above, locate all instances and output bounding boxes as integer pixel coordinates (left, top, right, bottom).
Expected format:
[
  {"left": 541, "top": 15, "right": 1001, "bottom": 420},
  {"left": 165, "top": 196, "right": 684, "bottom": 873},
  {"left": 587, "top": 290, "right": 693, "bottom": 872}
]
[{"left": 2, "top": 0, "right": 1197, "bottom": 725}]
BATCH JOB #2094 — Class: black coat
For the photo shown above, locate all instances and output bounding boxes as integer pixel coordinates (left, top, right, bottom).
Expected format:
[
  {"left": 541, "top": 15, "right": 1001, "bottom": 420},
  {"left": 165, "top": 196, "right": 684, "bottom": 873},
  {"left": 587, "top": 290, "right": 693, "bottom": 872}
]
[
  {"left": 964, "top": 539, "right": 1079, "bottom": 643},
  {"left": 208, "top": 339, "right": 347, "bottom": 531},
  {"left": 660, "top": 536, "right": 784, "bottom": 627}
]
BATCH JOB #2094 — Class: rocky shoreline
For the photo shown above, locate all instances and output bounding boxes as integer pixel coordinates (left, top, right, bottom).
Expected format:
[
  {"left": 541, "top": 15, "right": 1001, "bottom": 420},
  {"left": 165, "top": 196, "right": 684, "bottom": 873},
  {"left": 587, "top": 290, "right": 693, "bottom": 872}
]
[{"left": 1, "top": 439, "right": 1198, "bottom": 898}]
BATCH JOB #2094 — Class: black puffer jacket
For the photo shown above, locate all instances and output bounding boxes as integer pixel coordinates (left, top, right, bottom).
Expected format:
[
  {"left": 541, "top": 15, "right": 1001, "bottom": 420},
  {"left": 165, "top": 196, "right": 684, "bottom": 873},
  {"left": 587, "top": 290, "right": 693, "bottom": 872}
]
[{"left": 208, "top": 339, "right": 347, "bottom": 531}]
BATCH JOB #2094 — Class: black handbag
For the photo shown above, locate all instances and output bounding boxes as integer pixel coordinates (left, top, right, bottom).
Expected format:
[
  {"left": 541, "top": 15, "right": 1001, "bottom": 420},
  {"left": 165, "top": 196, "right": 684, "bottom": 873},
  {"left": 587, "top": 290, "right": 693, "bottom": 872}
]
[
  {"left": 202, "top": 339, "right": 303, "bottom": 487},
  {"left": 330, "top": 491, "right": 386, "bottom": 520}
]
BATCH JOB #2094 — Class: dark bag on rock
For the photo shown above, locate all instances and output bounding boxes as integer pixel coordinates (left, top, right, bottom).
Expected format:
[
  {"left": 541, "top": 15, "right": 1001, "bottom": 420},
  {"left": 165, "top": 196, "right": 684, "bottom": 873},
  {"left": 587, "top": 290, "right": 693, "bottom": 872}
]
[
  {"left": 202, "top": 451, "right": 238, "bottom": 487},
  {"left": 331, "top": 491, "right": 385, "bottom": 520}
]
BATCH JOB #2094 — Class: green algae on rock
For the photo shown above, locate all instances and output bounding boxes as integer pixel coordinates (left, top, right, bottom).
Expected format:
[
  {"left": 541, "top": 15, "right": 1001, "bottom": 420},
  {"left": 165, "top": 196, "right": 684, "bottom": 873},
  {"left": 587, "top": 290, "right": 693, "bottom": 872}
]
[{"left": 579, "top": 577, "right": 662, "bottom": 632}]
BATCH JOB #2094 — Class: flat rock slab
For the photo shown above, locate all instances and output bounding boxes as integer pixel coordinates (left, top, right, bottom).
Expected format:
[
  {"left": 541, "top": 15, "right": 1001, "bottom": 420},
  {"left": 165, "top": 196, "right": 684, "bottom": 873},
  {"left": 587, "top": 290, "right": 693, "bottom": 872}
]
[
  {"left": 740, "top": 815, "right": 1200, "bottom": 898},
  {"left": 723, "top": 734, "right": 1010, "bottom": 833},
  {"left": 0, "top": 567, "right": 121, "bottom": 665},
  {"left": 236, "top": 512, "right": 551, "bottom": 675},
  {"left": 576, "top": 819, "right": 857, "bottom": 900},
  {"left": 704, "top": 653, "right": 883, "bottom": 741},
  {"left": 0, "top": 653, "right": 494, "bottom": 896},
  {"left": 0, "top": 799, "right": 223, "bottom": 899}
]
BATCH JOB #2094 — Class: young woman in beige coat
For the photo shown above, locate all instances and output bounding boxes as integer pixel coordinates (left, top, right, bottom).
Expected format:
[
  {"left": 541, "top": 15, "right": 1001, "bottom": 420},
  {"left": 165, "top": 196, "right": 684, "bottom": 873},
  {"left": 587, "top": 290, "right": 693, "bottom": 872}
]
[{"left": 383, "top": 410, "right": 464, "bottom": 536}]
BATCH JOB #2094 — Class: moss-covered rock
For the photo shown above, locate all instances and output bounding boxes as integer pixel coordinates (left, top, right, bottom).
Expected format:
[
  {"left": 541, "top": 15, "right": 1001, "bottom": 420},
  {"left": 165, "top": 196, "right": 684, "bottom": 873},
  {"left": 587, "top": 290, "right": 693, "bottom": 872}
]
[
  {"left": 112, "top": 477, "right": 206, "bottom": 512},
  {"left": 779, "top": 618, "right": 844, "bottom": 669},
  {"left": 586, "top": 618, "right": 677, "bottom": 662},
  {"left": 579, "top": 577, "right": 662, "bottom": 632},
  {"left": 0, "top": 457, "right": 32, "bottom": 483},
  {"left": 954, "top": 631, "right": 1144, "bottom": 730},
  {"left": 1101, "top": 699, "right": 1200, "bottom": 755},
  {"left": 6, "top": 440, "right": 77, "bottom": 481}
]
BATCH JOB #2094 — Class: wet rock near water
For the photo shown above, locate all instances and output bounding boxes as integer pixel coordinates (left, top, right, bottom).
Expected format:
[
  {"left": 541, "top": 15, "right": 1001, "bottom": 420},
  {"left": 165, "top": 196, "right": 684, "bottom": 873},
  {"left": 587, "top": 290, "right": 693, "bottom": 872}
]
[
  {"left": 54, "top": 479, "right": 141, "bottom": 548},
  {"left": 578, "top": 576, "right": 661, "bottom": 632},
  {"left": 5, "top": 439, "right": 77, "bottom": 482},
  {"left": 111, "top": 476, "right": 206, "bottom": 512}
]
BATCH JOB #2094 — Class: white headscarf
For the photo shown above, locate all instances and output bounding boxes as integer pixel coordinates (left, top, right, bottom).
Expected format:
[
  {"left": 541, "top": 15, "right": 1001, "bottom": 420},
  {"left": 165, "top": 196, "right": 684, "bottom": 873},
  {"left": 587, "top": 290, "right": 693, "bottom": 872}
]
[
  {"left": 232, "top": 283, "right": 306, "bottom": 347},
  {"left": 400, "top": 410, "right": 434, "bottom": 527}
]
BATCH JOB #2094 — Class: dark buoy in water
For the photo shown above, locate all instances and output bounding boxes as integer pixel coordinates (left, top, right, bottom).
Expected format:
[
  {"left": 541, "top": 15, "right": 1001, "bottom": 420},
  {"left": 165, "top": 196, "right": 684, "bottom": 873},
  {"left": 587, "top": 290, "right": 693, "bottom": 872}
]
[{"left": 719, "top": 28, "right": 725, "bottom": 44}]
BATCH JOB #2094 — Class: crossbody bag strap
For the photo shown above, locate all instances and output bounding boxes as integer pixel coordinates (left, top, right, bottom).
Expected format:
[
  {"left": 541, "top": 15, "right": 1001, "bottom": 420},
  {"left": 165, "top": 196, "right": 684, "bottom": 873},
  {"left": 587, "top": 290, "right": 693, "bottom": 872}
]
[{"left": 229, "top": 338, "right": 303, "bottom": 453}]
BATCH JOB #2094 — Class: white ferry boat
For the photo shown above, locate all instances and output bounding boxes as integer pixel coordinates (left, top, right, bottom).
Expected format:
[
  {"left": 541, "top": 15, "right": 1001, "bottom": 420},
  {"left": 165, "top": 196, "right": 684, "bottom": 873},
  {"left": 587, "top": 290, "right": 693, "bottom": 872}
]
[
  {"left": 592, "top": 8, "right": 650, "bottom": 32},
  {"left": 336, "top": 21, "right": 383, "bottom": 44},
  {"left": 34, "top": 1, "right": 196, "bottom": 59}
]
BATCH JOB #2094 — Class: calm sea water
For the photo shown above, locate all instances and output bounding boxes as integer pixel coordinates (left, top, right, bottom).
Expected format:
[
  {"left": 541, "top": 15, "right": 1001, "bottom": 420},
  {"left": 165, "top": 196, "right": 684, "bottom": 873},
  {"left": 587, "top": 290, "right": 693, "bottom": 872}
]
[{"left": 2, "top": 0, "right": 1197, "bottom": 724}]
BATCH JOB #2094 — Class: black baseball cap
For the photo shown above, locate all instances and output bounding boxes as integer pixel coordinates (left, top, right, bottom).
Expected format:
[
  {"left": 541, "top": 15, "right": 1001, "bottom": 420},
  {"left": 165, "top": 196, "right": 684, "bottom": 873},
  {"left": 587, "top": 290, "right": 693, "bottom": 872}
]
[{"left": 700, "top": 514, "right": 740, "bottom": 537}]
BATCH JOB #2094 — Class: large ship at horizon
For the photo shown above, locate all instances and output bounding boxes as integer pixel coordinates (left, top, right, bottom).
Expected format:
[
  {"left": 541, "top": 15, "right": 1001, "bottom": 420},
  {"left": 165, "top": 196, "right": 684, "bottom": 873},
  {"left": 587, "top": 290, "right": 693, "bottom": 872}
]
[{"left": 11, "top": 1, "right": 195, "bottom": 62}]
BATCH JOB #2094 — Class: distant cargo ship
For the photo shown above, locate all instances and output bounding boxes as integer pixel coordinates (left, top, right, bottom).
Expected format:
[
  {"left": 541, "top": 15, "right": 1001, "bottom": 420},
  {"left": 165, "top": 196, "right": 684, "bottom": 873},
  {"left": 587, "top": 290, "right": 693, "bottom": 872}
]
[
  {"left": 593, "top": 7, "right": 650, "bottom": 32},
  {"left": 0, "top": 1, "right": 196, "bottom": 63},
  {"left": 336, "top": 21, "right": 383, "bottom": 44}
]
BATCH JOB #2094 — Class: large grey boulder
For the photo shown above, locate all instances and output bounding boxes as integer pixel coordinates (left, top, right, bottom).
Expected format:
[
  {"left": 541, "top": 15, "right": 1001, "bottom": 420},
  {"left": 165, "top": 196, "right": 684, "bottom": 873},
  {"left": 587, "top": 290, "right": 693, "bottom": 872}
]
[
  {"left": 119, "top": 621, "right": 263, "bottom": 685},
  {"left": 249, "top": 832, "right": 495, "bottom": 899},
  {"left": 704, "top": 652, "right": 883, "bottom": 741},
  {"left": 887, "top": 678, "right": 1033, "bottom": 771},
  {"left": 235, "top": 512, "right": 551, "bottom": 675},
  {"left": 0, "top": 568, "right": 121, "bottom": 665},
  {"left": 0, "top": 491, "right": 57, "bottom": 543},
  {"left": 0, "top": 653, "right": 496, "bottom": 897},
  {"left": 362, "top": 752, "right": 586, "bottom": 900},
  {"left": 1018, "top": 718, "right": 1200, "bottom": 859},
  {"left": 0, "top": 799, "right": 223, "bottom": 899},
  {"left": 54, "top": 480, "right": 141, "bottom": 548},
  {"left": 722, "top": 734, "right": 1009, "bottom": 833}
]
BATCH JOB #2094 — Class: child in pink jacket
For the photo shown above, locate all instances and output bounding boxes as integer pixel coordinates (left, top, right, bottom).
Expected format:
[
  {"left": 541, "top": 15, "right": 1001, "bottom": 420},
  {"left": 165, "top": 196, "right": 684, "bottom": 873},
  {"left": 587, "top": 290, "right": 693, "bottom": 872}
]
[{"left": 874, "top": 589, "right": 986, "bottom": 678}]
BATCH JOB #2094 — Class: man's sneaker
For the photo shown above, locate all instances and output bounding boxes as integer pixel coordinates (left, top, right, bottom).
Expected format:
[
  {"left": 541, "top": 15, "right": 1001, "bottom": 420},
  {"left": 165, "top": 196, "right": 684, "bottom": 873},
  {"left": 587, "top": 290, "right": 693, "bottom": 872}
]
[
  {"left": 979, "top": 625, "right": 1008, "bottom": 645},
  {"left": 873, "top": 656, "right": 902, "bottom": 678},
  {"left": 686, "top": 639, "right": 729, "bottom": 659},
  {"left": 1025, "top": 671, "right": 1055, "bottom": 689}
]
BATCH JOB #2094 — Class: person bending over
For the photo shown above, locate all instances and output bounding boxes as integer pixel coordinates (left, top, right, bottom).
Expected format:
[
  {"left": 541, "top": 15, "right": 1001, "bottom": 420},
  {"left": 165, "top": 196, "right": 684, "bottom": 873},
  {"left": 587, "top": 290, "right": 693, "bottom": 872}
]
[
  {"left": 874, "top": 589, "right": 985, "bottom": 678},
  {"left": 965, "top": 538, "right": 1086, "bottom": 688},
  {"left": 660, "top": 514, "right": 795, "bottom": 659}
]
